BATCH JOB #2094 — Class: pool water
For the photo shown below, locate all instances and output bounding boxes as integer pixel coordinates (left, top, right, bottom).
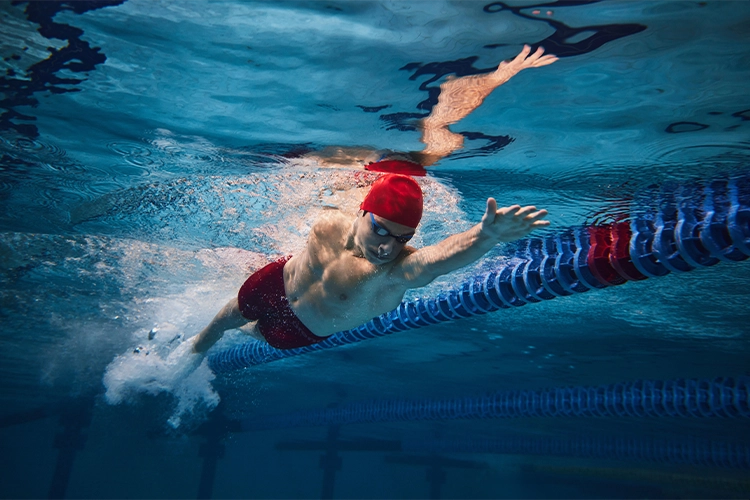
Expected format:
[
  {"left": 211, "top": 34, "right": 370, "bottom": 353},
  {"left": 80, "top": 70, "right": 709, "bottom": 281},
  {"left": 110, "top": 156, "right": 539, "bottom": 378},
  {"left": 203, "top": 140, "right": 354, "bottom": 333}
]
[{"left": 1, "top": 1, "right": 749, "bottom": 498}]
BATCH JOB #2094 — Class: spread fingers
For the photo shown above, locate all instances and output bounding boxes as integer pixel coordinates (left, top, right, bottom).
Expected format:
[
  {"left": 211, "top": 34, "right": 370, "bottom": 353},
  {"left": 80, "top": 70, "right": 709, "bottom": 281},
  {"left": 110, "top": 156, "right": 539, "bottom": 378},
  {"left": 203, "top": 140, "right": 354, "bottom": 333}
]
[{"left": 525, "top": 208, "right": 548, "bottom": 220}]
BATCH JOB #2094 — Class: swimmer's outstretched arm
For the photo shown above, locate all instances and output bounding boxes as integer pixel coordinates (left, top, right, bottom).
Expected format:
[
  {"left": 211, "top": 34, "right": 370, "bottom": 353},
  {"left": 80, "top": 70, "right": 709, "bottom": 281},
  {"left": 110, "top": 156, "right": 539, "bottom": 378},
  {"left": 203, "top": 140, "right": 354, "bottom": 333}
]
[
  {"left": 413, "top": 45, "right": 558, "bottom": 165},
  {"left": 398, "top": 199, "right": 549, "bottom": 287},
  {"left": 192, "top": 297, "right": 248, "bottom": 354}
]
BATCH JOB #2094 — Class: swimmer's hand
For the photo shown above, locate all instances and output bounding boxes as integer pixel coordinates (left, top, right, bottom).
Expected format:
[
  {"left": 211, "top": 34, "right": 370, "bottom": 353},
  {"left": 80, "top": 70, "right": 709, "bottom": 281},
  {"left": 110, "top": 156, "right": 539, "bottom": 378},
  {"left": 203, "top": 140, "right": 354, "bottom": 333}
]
[
  {"left": 438, "top": 45, "right": 557, "bottom": 94},
  {"left": 491, "top": 45, "right": 558, "bottom": 81},
  {"left": 480, "top": 198, "right": 549, "bottom": 242}
]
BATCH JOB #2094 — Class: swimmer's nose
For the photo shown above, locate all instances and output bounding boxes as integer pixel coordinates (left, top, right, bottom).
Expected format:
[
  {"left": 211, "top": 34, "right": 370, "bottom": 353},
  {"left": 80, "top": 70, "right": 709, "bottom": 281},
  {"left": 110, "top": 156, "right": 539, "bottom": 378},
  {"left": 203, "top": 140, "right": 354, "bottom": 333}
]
[{"left": 378, "top": 240, "right": 397, "bottom": 258}]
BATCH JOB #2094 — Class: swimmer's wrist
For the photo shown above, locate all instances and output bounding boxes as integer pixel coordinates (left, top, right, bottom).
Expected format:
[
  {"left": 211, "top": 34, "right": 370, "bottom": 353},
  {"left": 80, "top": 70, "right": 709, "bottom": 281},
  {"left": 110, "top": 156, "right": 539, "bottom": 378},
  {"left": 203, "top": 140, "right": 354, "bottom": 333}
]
[{"left": 475, "top": 224, "right": 496, "bottom": 245}]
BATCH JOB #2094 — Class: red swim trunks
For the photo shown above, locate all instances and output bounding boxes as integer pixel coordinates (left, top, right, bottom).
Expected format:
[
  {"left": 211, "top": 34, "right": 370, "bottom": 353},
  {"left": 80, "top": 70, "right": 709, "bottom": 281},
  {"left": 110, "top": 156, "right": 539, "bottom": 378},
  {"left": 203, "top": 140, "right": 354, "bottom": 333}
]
[
  {"left": 237, "top": 256, "right": 327, "bottom": 350},
  {"left": 365, "top": 159, "right": 426, "bottom": 176}
]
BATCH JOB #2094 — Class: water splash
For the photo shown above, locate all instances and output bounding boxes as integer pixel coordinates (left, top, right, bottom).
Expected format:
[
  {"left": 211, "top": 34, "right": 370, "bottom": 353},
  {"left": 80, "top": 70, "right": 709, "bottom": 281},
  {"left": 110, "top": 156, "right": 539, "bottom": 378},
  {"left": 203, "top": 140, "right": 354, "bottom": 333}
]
[{"left": 103, "top": 330, "right": 219, "bottom": 429}]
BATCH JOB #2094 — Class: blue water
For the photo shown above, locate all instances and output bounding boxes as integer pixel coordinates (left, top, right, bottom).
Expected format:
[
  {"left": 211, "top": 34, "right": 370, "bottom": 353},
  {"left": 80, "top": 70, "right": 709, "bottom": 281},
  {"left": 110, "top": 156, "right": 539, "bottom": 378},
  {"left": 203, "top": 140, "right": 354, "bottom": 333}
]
[{"left": 1, "top": 1, "right": 750, "bottom": 498}]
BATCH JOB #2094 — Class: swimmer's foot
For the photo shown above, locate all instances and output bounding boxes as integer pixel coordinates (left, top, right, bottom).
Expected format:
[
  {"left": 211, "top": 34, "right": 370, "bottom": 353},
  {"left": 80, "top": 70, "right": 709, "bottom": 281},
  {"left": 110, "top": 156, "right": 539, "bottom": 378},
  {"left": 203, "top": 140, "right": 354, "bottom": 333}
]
[{"left": 164, "top": 336, "right": 205, "bottom": 381}]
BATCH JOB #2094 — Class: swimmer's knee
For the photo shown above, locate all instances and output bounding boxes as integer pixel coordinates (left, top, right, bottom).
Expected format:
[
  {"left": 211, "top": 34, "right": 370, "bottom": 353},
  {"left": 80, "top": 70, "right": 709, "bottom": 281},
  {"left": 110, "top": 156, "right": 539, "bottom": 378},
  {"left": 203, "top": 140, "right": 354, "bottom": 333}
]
[{"left": 238, "top": 322, "right": 265, "bottom": 342}]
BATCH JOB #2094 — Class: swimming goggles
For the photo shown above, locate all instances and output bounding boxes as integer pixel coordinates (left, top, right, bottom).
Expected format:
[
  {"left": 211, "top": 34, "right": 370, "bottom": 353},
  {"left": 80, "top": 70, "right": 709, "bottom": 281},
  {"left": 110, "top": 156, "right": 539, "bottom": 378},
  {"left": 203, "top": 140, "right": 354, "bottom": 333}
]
[{"left": 369, "top": 212, "right": 414, "bottom": 244}]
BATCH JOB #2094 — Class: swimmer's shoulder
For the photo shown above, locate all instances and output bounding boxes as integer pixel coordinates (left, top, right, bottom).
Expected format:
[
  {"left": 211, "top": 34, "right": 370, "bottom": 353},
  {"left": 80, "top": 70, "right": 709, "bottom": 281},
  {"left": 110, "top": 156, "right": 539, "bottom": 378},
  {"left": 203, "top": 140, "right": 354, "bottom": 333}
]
[
  {"left": 386, "top": 246, "right": 418, "bottom": 272},
  {"left": 384, "top": 245, "right": 425, "bottom": 283},
  {"left": 310, "top": 210, "right": 350, "bottom": 244}
]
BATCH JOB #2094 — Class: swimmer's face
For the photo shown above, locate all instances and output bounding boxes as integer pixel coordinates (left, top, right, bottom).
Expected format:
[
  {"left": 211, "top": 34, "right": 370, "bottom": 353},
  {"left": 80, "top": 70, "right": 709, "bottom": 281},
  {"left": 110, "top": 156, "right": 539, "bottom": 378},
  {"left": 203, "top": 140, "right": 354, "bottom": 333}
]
[{"left": 354, "top": 211, "right": 415, "bottom": 264}]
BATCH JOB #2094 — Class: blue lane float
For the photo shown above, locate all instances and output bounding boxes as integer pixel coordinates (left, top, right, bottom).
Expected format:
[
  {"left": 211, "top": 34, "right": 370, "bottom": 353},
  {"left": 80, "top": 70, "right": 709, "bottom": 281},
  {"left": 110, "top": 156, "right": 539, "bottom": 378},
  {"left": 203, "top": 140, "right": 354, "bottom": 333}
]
[
  {"left": 402, "top": 434, "right": 750, "bottom": 470},
  {"left": 241, "top": 377, "right": 750, "bottom": 430},
  {"left": 208, "top": 177, "right": 750, "bottom": 373}
]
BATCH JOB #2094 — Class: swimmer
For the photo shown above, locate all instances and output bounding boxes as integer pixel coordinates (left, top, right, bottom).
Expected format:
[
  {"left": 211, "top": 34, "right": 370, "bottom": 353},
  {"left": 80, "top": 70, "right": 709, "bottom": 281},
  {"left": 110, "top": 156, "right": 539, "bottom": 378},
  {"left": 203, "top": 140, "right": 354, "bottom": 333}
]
[{"left": 192, "top": 46, "right": 556, "bottom": 353}]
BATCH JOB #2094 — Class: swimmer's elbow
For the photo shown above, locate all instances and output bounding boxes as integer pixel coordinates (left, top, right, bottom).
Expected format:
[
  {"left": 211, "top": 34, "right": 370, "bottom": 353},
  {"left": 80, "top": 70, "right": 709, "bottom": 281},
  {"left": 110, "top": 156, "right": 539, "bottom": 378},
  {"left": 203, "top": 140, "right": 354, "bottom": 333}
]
[{"left": 407, "top": 273, "right": 438, "bottom": 289}]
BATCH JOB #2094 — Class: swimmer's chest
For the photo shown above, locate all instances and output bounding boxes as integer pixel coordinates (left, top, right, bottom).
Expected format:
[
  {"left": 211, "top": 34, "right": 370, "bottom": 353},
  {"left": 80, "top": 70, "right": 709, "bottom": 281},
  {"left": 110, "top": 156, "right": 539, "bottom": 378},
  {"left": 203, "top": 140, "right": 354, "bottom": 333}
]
[{"left": 319, "top": 255, "right": 402, "bottom": 312}]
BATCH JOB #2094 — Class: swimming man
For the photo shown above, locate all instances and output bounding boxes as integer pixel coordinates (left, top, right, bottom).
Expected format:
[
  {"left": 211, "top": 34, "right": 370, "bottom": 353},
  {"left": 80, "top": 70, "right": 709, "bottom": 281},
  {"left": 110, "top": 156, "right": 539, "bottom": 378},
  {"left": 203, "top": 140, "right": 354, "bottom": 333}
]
[{"left": 192, "top": 45, "right": 557, "bottom": 353}]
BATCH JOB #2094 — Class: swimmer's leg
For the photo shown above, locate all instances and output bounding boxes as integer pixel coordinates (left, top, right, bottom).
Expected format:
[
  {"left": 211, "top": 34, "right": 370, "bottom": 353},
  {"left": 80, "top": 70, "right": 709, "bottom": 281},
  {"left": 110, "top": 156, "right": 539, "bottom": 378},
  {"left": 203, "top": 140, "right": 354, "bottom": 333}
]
[
  {"left": 192, "top": 297, "right": 248, "bottom": 353},
  {"left": 302, "top": 146, "right": 383, "bottom": 168},
  {"left": 238, "top": 321, "right": 266, "bottom": 343}
]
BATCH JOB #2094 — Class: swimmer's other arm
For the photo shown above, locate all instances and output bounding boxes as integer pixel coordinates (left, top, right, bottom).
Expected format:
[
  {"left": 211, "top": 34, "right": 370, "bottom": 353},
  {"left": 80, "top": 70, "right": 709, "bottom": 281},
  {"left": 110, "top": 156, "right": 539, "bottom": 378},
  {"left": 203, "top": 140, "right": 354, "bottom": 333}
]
[
  {"left": 396, "top": 199, "right": 549, "bottom": 287},
  {"left": 414, "top": 45, "right": 558, "bottom": 166},
  {"left": 192, "top": 297, "right": 246, "bottom": 354}
]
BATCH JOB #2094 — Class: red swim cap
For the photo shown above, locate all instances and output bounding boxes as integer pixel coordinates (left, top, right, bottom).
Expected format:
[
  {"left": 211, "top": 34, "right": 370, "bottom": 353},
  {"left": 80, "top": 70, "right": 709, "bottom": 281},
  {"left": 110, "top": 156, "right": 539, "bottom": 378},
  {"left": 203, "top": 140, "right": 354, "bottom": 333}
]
[{"left": 361, "top": 174, "right": 423, "bottom": 228}]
